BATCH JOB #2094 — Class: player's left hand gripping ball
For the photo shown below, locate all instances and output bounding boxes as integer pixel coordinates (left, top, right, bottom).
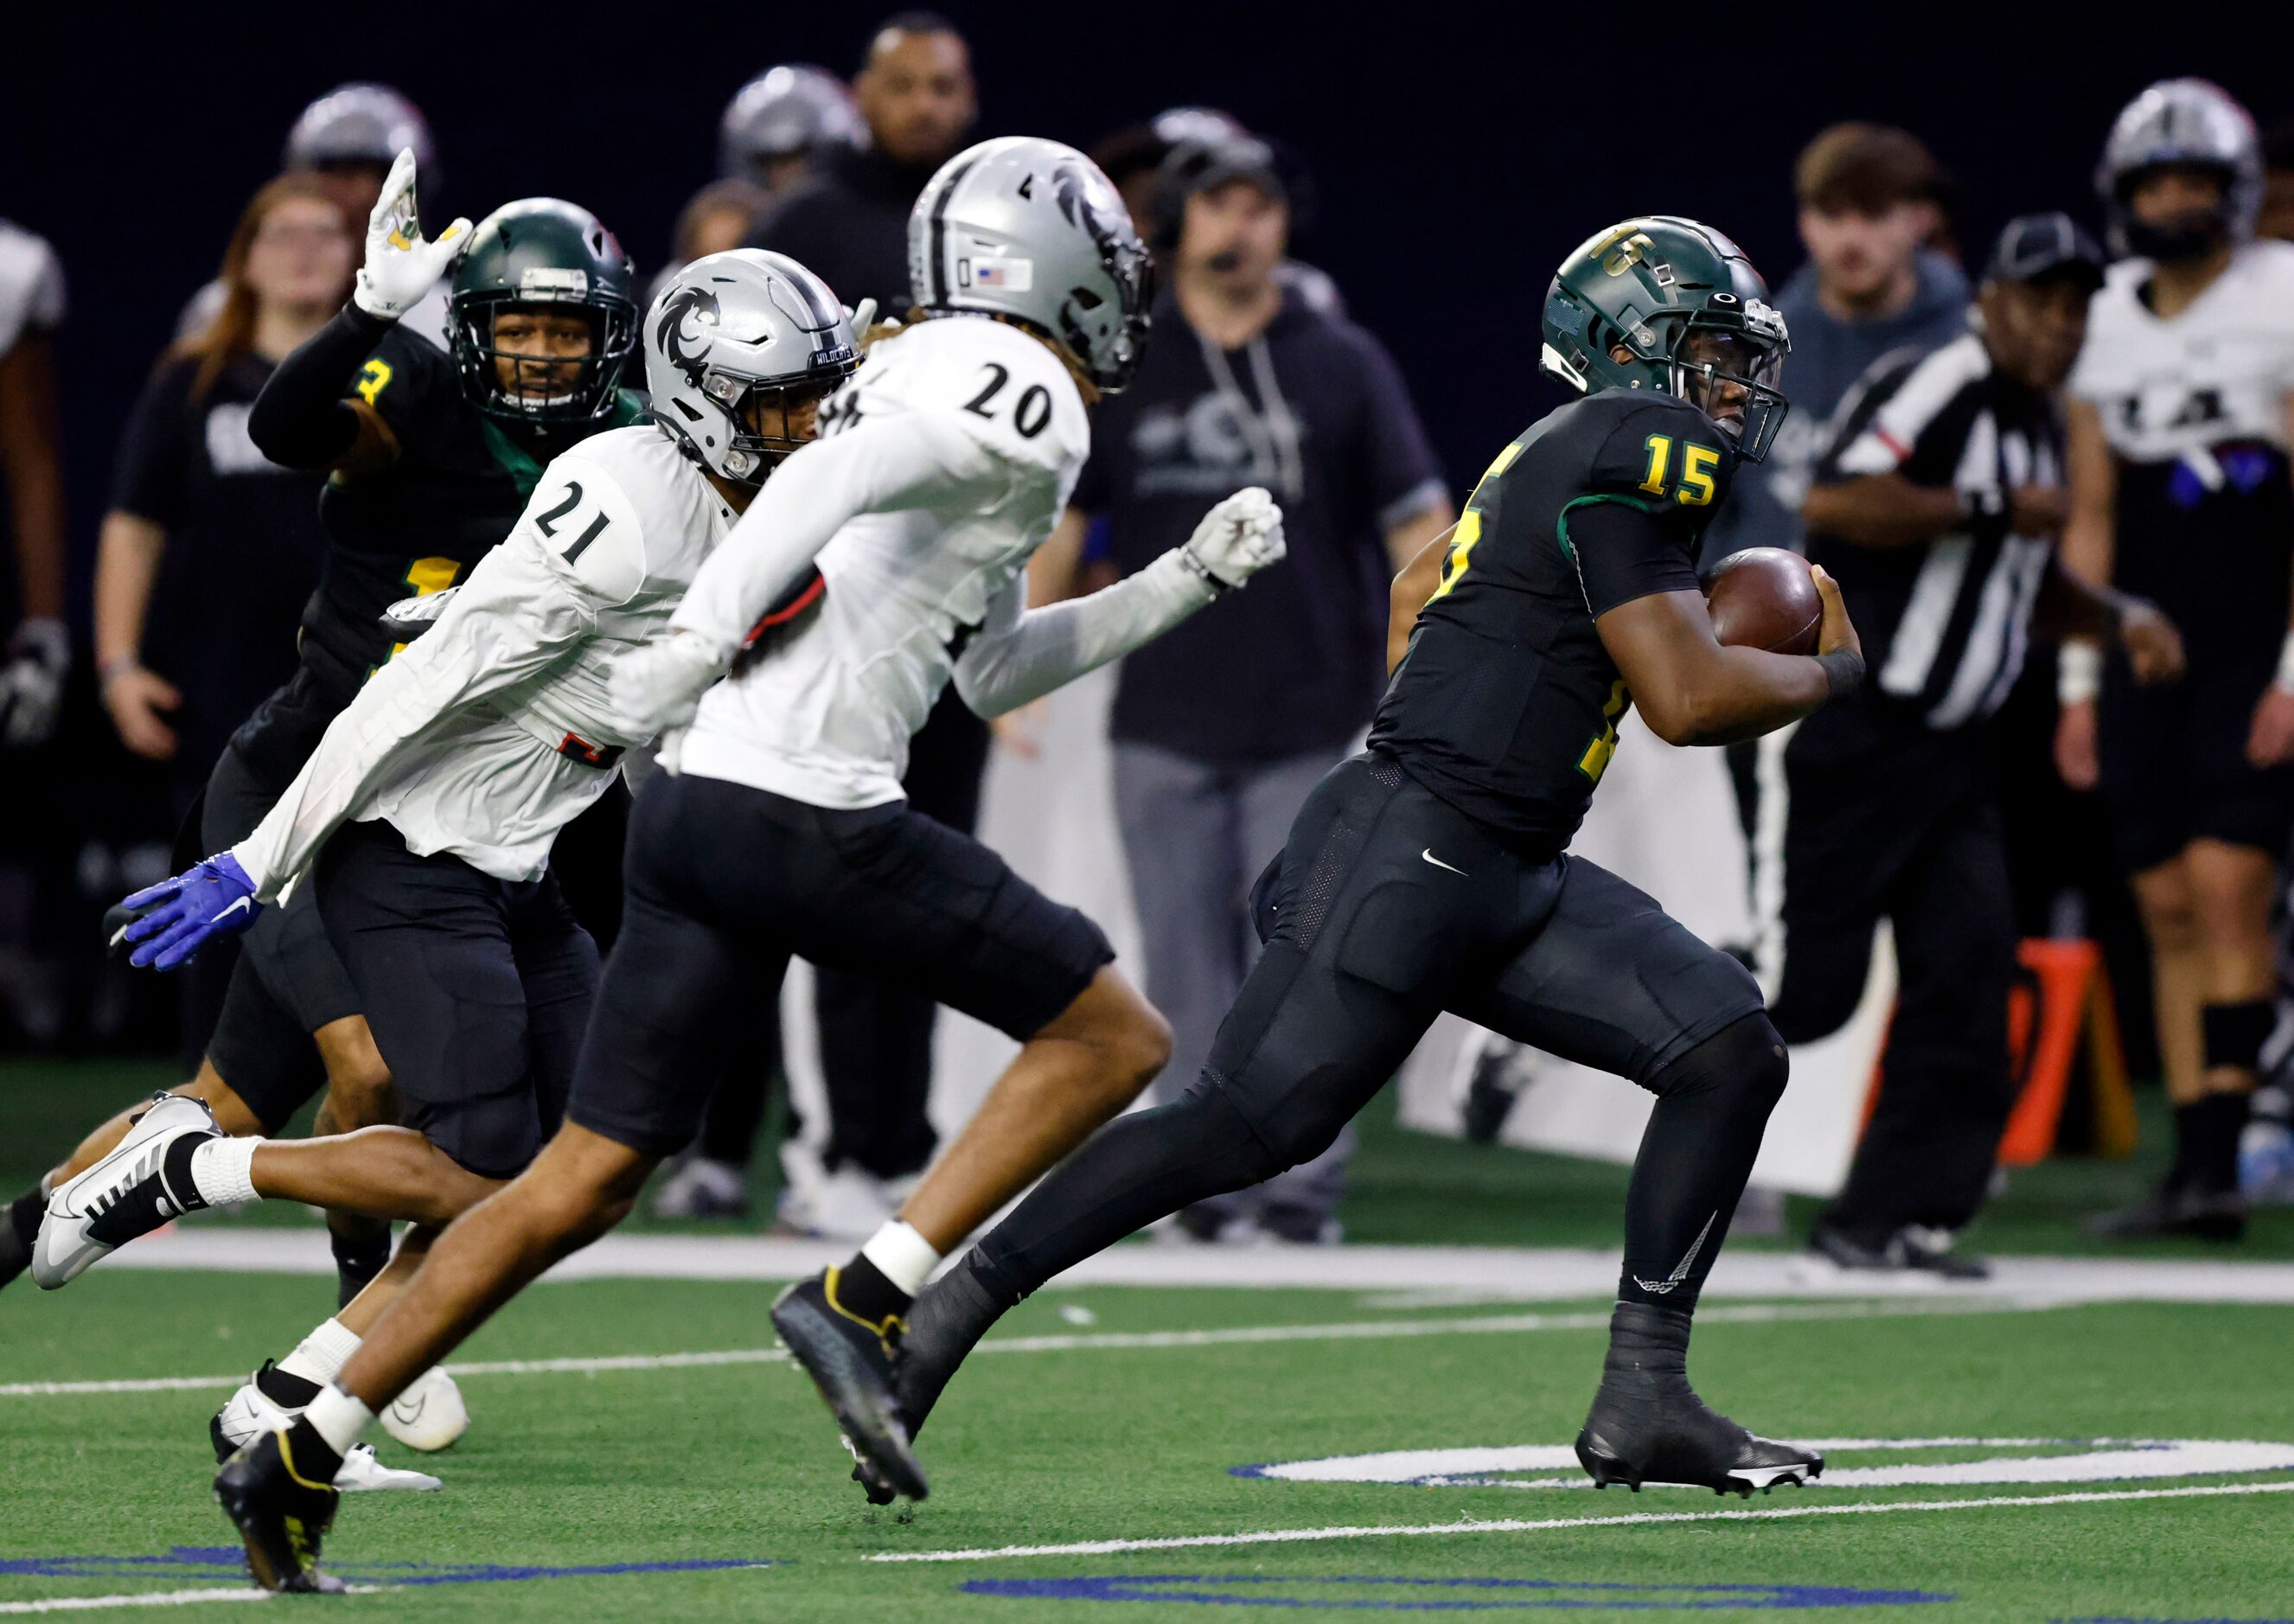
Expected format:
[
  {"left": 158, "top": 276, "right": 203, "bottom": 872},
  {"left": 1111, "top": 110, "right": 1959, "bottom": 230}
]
[
  {"left": 118, "top": 853, "right": 260, "bottom": 971},
  {"left": 1184, "top": 486, "right": 1287, "bottom": 591}
]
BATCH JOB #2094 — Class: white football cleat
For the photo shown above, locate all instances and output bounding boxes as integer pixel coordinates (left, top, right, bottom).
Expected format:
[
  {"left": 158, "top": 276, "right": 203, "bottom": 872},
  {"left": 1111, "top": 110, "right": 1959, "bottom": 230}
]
[
  {"left": 381, "top": 1365, "right": 469, "bottom": 1451},
  {"left": 212, "top": 1376, "right": 440, "bottom": 1491},
  {"left": 33, "top": 1093, "right": 219, "bottom": 1288}
]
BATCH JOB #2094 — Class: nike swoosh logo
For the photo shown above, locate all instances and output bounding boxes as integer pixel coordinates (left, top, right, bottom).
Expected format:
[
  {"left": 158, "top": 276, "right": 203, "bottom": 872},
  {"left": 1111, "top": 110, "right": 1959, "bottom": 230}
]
[
  {"left": 1632, "top": 1211, "right": 1717, "bottom": 1295},
  {"left": 1421, "top": 849, "right": 1467, "bottom": 876},
  {"left": 215, "top": 898, "right": 254, "bottom": 923}
]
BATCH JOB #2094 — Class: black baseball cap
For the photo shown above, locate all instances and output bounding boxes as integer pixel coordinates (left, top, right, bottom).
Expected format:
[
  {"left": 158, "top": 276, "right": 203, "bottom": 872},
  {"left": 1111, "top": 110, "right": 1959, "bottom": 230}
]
[{"left": 1984, "top": 212, "right": 2108, "bottom": 291}]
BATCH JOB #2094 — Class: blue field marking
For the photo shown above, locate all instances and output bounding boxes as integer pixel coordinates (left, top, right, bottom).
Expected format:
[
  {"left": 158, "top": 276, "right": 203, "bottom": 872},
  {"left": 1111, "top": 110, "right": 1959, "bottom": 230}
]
[
  {"left": 0, "top": 1545, "right": 771, "bottom": 1589},
  {"left": 960, "top": 1575, "right": 1955, "bottom": 1609}
]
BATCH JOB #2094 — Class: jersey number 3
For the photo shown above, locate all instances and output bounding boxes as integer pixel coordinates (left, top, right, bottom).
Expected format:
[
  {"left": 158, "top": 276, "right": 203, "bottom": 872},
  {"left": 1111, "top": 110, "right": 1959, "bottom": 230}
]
[
  {"left": 534, "top": 481, "right": 610, "bottom": 562},
  {"left": 1638, "top": 434, "right": 1719, "bottom": 507}
]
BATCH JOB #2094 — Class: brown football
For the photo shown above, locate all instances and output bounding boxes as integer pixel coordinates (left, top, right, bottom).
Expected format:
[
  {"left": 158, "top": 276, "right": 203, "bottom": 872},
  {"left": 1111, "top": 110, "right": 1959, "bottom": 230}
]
[{"left": 1702, "top": 547, "right": 1823, "bottom": 656}]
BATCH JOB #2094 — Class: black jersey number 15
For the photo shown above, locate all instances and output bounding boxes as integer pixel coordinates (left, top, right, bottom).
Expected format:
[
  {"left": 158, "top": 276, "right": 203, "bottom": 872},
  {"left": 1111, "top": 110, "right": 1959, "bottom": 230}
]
[{"left": 534, "top": 481, "right": 610, "bottom": 562}]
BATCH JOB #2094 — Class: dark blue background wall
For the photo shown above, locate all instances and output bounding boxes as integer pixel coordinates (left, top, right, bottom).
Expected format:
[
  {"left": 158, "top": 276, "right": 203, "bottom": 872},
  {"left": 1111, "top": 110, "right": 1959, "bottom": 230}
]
[{"left": 6, "top": 0, "right": 2287, "bottom": 590}]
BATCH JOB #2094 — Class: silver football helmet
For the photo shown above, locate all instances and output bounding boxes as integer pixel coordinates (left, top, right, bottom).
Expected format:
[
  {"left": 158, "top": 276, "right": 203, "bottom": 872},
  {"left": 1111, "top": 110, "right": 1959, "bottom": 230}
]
[
  {"left": 719, "top": 66, "right": 865, "bottom": 182},
  {"left": 2097, "top": 78, "right": 2260, "bottom": 259},
  {"left": 908, "top": 137, "right": 1154, "bottom": 393},
  {"left": 646, "top": 250, "right": 859, "bottom": 484},
  {"left": 285, "top": 83, "right": 435, "bottom": 178}
]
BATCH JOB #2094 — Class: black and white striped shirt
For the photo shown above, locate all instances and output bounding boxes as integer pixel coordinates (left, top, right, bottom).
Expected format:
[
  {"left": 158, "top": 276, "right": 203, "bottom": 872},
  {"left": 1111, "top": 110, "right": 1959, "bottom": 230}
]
[{"left": 1808, "top": 332, "right": 2064, "bottom": 731}]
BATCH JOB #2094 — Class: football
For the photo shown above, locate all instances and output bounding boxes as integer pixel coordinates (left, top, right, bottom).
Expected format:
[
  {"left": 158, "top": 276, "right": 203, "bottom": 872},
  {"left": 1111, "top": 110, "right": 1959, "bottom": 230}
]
[{"left": 1702, "top": 547, "right": 1824, "bottom": 656}]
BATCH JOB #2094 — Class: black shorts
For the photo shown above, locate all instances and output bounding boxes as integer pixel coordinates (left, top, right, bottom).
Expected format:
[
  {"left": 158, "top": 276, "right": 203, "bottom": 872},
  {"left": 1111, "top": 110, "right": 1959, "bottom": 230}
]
[
  {"left": 317, "top": 822, "right": 597, "bottom": 1179},
  {"left": 568, "top": 770, "right": 1115, "bottom": 1159},
  {"left": 200, "top": 743, "right": 364, "bottom": 1130},
  {"left": 2099, "top": 653, "right": 2294, "bottom": 873},
  {"left": 1207, "top": 752, "right": 1764, "bottom": 1148}
]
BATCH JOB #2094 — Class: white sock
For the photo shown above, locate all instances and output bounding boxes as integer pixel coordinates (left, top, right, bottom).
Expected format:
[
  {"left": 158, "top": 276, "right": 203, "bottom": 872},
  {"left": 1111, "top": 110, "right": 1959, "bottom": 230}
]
[
  {"left": 187, "top": 1137, "right": 260, "bottom": 1209},
  {"left": 302, "top": 1382, "right": 374, "bottom": 1455},
  {"left": 277, "top": 1318, "right": 361, "bottom": 1388},
  {"left": 859, "top": 1219, "right": 940, "bottom": 1297}
]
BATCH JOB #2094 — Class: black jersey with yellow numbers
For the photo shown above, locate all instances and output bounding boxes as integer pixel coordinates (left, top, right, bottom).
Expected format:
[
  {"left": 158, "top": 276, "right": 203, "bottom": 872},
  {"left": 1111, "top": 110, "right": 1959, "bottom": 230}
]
[
  {"left": 228, "top": 324, "right": 645, "bottom": 787},
  {"left": 1367, "top": 388, "right": 1736, "bottom": 855}
]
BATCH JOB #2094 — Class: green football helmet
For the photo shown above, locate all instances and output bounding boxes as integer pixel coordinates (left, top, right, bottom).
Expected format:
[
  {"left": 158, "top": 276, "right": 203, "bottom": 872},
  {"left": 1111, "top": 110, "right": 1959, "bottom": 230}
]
[
  {"left": 447, "top": 199, "right": 639, "bottom": 426},
  {"left": 1540, "top": 216, "right": 1792, "bottom": 462}
]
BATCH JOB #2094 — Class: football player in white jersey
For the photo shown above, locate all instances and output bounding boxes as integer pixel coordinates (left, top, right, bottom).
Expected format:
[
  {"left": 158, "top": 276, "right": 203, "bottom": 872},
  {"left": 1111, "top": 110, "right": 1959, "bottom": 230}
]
[
  {"left": 2055, "top": 79, "right": 2294, "bottom": 1240},
  {"left": 145, "top": 137, "right": 1281, "bottom": 1591},
  {"left": 62, "top": 249, "right": 858, "bottom": 1529}
]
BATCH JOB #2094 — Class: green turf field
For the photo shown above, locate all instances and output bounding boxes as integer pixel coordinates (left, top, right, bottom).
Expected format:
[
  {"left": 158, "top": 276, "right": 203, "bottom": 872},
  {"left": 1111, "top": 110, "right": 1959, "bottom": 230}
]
[
  {"left": 5, "top": 1058, "right": 2292, "bottom": 1618},
  {"left": 3, "top": 1271, "right": 2292, "bottom": 1620}
]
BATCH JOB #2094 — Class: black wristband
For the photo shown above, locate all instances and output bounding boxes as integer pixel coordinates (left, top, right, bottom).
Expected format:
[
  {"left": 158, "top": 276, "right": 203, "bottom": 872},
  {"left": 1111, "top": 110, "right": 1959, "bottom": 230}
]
[
  {"left": 245, "top": 303, "right": 396, "bottom": 470},
  {"left": 1816, "top": 647, "right": 1865, "bottom": 701}
]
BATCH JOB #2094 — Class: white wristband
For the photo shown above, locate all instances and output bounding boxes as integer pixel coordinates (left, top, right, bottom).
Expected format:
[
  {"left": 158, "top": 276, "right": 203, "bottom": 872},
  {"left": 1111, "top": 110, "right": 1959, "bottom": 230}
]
[
  {"left": 2058, "top": 641, "right": 2103, "bottom": 707},
  {"left": 2275, "top": 631, "right": 2294, "bottom": 694}
]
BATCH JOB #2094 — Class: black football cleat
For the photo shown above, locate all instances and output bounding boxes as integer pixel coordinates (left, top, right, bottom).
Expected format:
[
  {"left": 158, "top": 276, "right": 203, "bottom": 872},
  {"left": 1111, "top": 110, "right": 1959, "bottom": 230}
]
[
  {"left": 214, "top": 1429, "right": 344, "bottom": 1594},
  {"left": 845, "top": 1253, "right": 1004, "bottom": 1505},
  {"left": 0, "top": 1187, "right": 42, "bottom": 1292},
  {"left": 1575, "top": 1302, "right": 1821, "bottom": 1497},
  {"left": 2088, "top": 1183, "right": 2247, "bottom": 1242},
  {"left": 772, "top": 1269, "right": 928, "bottom": 1502}
]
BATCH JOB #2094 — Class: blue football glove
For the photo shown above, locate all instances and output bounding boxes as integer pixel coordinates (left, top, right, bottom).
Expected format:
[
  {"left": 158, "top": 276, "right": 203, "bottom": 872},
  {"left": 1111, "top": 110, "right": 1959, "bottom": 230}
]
[{"left": 118, "top": 853, "right": 260, "bottom": 971}]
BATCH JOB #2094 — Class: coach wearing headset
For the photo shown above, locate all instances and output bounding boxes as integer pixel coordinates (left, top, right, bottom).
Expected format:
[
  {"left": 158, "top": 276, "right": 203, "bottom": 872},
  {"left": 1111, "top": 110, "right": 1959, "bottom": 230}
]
[{"left": 1033, "top": 132, "right": 1452, "bottom": 1245}]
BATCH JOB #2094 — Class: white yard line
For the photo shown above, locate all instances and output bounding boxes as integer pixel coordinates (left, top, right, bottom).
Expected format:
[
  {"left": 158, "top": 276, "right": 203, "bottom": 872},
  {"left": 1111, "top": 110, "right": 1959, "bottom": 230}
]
[
  {"left": 83, "top": 1228, "right": 2294, "bottom": 1304},
  {"left": 0, "top": 1297, "right": 2041, "bottom": 1399},
  {"left": 0, "top": 1589, "right": 271, "bottom": 1614},
  {"left": 866, "top": 1479, "right": 2294, "bottom": 1563}
]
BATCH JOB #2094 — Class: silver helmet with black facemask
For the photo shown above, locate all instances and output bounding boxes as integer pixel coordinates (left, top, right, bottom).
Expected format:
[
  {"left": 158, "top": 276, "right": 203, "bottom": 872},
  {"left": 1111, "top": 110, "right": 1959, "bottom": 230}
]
[
  {"left": 907, "top": 136, "right": 1154, "bottom": 393},
  {"left": 645, "top": 249, "right": 859, "bottom": 484}
]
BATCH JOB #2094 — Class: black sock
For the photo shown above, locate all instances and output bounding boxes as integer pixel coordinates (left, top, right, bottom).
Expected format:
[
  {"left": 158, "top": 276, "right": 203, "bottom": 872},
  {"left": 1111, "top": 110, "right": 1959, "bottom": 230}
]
[
  {"left": 2169, "top": 1102, "right": 2206, "bottom": 1191},
  {"left": 6, "top": 1187, "right": 42, "bottom": 1246},
  {"left": 278, "top": 1416, "right": 343, "bottom": 1484},
  {"left": 1601, "top": 1301, "right": 1695, "bottom": 1388},
  {"left": 1619, "top": 1018, "right": 1787, "bottom": 1311},
  {"left": 829, "top": 1254, "right": 912, "bottom": 1329},
  {"left": 254, "top": 1359, "right": 323, "bottom": 1410},
  {"left": 2189, "top": 1093, "right": 2252, "bottom": 1195},
  {"left": 329, "top": 1225, "right": 392, "bottom": 1311}
]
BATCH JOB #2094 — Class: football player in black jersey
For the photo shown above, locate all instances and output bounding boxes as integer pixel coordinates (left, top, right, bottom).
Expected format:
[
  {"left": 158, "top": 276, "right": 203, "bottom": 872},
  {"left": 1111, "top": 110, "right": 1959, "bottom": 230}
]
[
  {"left": 0, "top": 151, "right": 638, "bottom": 1467},
  {"left": 836, "top": 217, "right": 1864, "bottom": 1502}
]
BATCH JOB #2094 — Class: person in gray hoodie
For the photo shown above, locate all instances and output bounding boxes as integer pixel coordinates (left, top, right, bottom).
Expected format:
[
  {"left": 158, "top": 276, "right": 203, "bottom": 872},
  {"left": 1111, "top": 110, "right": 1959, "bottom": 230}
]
[{"left": 1705, "top": 124, "right": 1970, "bottom": 562}]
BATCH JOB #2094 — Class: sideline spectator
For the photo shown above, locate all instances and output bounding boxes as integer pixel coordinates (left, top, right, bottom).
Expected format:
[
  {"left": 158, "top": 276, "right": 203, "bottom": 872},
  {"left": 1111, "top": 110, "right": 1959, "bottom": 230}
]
[
  {"left": 1034, "top": 132, "right": 1450, "bottom": 1243},
  {"left": 180, "top": 84, "right": 439, "bottom": 346},
  {"left": 1706, "top": 124, "right": 1970, "bottom": 563},
  {"left": 1780, "top": 216, "right": 2162, "bottom": 1276},
  {"left": 0, "top": 219, "right": 67, "bottom": 751},
  {"left": 98, "top": 175, "right": 352, "bottom": 1061}
]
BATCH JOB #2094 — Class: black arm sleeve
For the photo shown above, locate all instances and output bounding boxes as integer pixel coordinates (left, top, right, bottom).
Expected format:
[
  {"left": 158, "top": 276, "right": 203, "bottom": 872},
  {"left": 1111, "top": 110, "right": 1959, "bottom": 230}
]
[
  {"left": 246, "top": 304, "right": 396, "bottom": 469},
  {"left": 1567, "top": 499, "right": 1702, "bottom": 617}
]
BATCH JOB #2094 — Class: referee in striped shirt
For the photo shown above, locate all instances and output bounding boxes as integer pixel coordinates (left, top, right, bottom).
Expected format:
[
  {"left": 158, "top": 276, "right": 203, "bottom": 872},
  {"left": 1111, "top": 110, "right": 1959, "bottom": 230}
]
[{"left": 1760, "top": 214, "right": 2182, "bottom": 1276}]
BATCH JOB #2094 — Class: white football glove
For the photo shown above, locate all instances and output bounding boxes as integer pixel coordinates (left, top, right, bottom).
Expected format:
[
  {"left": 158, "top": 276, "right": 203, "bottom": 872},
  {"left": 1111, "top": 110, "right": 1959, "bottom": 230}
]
[
  {"left": 610, "top": 628, "right": 729, "bottom": 739},
  {"left": 1179, "top": 486, "right": 1287, "bottom": 591},
  {"left": 379, "top": 586, "right": 458, "bottom": 645},
  {"left": 0, "top": 618, "right": 67, "bottom": 748},
  {"left": 353, "top": 150, "right": 471, "bottom": 322},
  {"left": 845, "top": 297, "right": 878, "bottom": 337}
]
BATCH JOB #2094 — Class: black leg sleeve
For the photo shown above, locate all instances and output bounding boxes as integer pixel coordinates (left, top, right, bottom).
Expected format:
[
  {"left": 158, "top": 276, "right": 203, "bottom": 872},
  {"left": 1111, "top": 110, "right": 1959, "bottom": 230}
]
[
  {"left": 246, "top": 304, "right": 396, "bottom": 469},
  {"left": 1619, "top": 1013, "right": 1790, "bottom": 1312}
]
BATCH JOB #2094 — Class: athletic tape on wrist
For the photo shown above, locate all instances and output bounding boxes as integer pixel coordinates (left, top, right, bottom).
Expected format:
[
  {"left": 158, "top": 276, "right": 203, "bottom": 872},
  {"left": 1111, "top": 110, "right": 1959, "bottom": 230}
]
[{"left": 2058, "top": 641, "right": 2103, "bottom": 707}]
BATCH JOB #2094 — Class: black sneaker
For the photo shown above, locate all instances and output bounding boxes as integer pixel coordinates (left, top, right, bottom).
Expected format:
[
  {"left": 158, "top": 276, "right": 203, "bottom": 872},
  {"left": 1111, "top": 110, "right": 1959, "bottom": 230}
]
[
  {"left": 1808, "top": 1222, "right": 1990, "bottom": 1281},
  {"left": 2088, "top": 1184, "right": 2247, "bottom": 1242},
  {"left": 1575, "top": 1303, "right": 1822, "bottom": 1497},
  {"left": 772, "top": 1269, "right": 927, "bottom": 1502},
  {"left": 214, "top": 1429, "right": 344, "bottom": 1594}
]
